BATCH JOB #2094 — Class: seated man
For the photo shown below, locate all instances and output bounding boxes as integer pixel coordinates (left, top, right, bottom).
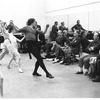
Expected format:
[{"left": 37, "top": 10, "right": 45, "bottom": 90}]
[
  {"left": 80, "top": 31, "right": 90, "bottom": 54},
  {"left": 68, "top": 30, "right": 81, "bottom": 56},
  {"left": 52, "top": 30, "right": 70, "bottom": 63},
  {"left": 76, "top": 32, "right": 100, "bottom": 74},
  {"left": 59, "top": 30, "right": 81, "bottom": 65},
  {"left": 52, "top": 30, "right": 69, "bottom": 63},
  {"left": 60, "top": 42, "right": 72, "bottom": 65},
  {"left": 71, "top": 20, "right": 86, "bottom": 33},
  {"left": 59, "top": 22, "right": 68, "bottom": 33},
  {"left": 50, "top": 21, "right": 59, "bottom": 41}
]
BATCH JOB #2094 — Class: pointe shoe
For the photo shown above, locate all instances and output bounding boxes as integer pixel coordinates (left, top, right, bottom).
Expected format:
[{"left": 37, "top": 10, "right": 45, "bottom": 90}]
[
  {"left": 32, "top": 72, "right": 42, "bottom": 76},
  {"left": 46, "top": 73, "right": 54, "bottom": 79},
  {"left": 18, "top": 68, "right": 23, "bottom": 73}
]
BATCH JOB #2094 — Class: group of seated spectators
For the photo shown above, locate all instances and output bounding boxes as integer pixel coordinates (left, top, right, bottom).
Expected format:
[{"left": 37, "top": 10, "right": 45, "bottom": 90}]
[{"left": 43, "top": 20, "right": 100, "bottom": 82}]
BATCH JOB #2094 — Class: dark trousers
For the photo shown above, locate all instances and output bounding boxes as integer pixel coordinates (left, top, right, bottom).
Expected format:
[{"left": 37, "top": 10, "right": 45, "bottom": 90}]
[
  {"left": 96, "top": 55, "right": 100, "bottom": 75},
  {"left": 45, "top": 42, "right": 53, "bottom": 56},
  {"left": 27, "top": 41, "right": 49, "bottom": 75}
]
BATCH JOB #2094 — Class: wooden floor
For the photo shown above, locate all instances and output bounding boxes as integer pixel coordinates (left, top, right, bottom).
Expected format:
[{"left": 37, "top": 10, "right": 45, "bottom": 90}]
[{"left": 0, "top": 54, "right": 100, "bottom": 98}]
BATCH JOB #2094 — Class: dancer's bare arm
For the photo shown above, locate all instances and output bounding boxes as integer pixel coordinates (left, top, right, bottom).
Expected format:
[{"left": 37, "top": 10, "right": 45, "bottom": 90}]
[
  {"left": 16, "top": 34, "right": 25, "bottom": 42},
  {"left": 37, "top": 24, "right": 49, "bottom": 34}
]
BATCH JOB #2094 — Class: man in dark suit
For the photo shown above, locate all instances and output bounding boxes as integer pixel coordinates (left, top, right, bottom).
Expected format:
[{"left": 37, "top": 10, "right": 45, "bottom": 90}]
[
  {"left": 50, "top": 21, "right": 58, "bottom": 41},
  {"left": 68, "top": 31, "right": 81, "bottom": 55},
  {"left": 71, "top": 20, "right": 86, "bottom": 34},
  {"left": 59, "top": 22, "right": 68, "bottom": 32}
]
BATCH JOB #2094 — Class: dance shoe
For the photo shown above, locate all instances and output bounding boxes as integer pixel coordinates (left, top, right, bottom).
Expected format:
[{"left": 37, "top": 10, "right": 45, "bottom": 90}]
[
  {"left": 46, "top": 73, "right": 54, "bottom": 79},
  {"left": 76, "top": 71, "right": 83, "bottom": 74},
  {"left": 32, "top": 72, "right": 42, "bottom": 76}
]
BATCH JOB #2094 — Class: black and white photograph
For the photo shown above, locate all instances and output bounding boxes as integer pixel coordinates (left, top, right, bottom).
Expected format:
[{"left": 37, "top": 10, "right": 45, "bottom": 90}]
[{"left": 0, "top": 0, "right": 100, "bottom": 98}]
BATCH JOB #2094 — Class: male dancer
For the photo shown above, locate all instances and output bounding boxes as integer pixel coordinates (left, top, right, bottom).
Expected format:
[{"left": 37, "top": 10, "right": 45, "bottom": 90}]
[{"left": 17, "top": 18, "right": 54, "bottom": 79}]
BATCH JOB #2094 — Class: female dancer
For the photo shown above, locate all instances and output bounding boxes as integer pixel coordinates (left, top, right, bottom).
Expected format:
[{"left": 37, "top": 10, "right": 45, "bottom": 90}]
[{"left": 1, "top": 22, "right": 25, "bottom": 73}]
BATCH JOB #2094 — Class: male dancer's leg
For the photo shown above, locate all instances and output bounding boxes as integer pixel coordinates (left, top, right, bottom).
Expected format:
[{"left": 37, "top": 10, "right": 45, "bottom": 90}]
[
  {"left": 32, "top": 61, "right": 41, "bottom": 76},
  {"left": 31, "top": 45, "right": 54, "bottom": 78}
]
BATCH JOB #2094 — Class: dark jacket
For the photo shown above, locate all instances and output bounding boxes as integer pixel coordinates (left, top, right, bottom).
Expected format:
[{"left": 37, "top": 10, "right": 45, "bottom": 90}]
[
  {"left": 59, "top": 26, "right": 68, "bottom": 32},
  {"left": 80, "top": 36, "right": 90, "bottom": 53},
  {"left": 50, "top": 25, "right": 58, "bottom": 41},
  {"left": 71, "top": 24, "right": 85, "bottom": 32},
  {"left": 56, "top": 35, "right": 70, "bottom": 46},
  {"left": 86, "top": 39, "right": 100, "bottom": 54},
  {"left": 69, "top": 36, "right": 81, "bottom": 54}
]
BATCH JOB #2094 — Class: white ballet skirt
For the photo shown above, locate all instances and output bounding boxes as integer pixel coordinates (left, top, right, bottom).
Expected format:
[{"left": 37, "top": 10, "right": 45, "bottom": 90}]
[{"left": 3, "top": 33, "right": 20, "bottom": 61}]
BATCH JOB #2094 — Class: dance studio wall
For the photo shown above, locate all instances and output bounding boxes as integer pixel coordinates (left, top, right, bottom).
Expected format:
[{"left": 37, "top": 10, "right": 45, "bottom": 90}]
[
  {"left": 0, "top": 0, "right": 45, "bottom": 28},
  {"left": 45, "top": 0, "right": 100, "bottom": 34}
]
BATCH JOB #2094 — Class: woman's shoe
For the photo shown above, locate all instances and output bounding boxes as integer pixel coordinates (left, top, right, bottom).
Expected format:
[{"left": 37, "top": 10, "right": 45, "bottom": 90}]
[{"left": 18, "top": 68, "right": 23, "bottom": 73}]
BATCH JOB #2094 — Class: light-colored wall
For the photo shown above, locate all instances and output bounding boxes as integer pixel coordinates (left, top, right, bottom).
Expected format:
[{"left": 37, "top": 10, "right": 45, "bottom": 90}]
[
  {"left": 45, "top": 0, "right": 100, "bottom": 35},
  {"left": 45, "top": 0, "right": 100, "bottom": 13},
  {"left": 1, "top": 0, "right": 100, "bottom": 34},
  {"left": 0, "top": 0, "right": 45, "bottom": 29}
]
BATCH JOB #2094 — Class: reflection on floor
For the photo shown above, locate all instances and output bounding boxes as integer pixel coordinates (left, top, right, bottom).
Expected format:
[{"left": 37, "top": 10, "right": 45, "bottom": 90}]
[{"left": 0, "top": 54, "right": 100, "bottom": 98}]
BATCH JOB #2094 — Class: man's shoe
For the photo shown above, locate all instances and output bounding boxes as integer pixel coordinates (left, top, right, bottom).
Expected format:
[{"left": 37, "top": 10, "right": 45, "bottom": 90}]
[
  {"left": 60, "top": 61, "right": 65, "bottom": 64},
  {"left": 46, "top": 58, "right": 53, "bottom": 61},
  {"left": 64, "top": 62, "right": 70, "bottom": 65},
  {"left": 59, "top": 60, "right": 63, "bottom": 64},
  {"left": 76, "top": 71, "right": 83, "bottom": 74},
  {"left": 52, "top": 58, "right": 59, "bottom": 63},
  {"left": 92, "top": 76, "right": 100, "bottom": 82},
  {"left": 41, "top": 57, "right": 46, "bottom": 59},
  {"left": 84, "top": 71, "right": 89, "bottom": 76},
  {"left": 88, "top": 73, "right": 96, "bottom": 79},
  {"left": 32, "top": 72, "right": 42, "bottom": 76},
  {"left": 46, "top": 73, "right": 54, "bottom": 79}
]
